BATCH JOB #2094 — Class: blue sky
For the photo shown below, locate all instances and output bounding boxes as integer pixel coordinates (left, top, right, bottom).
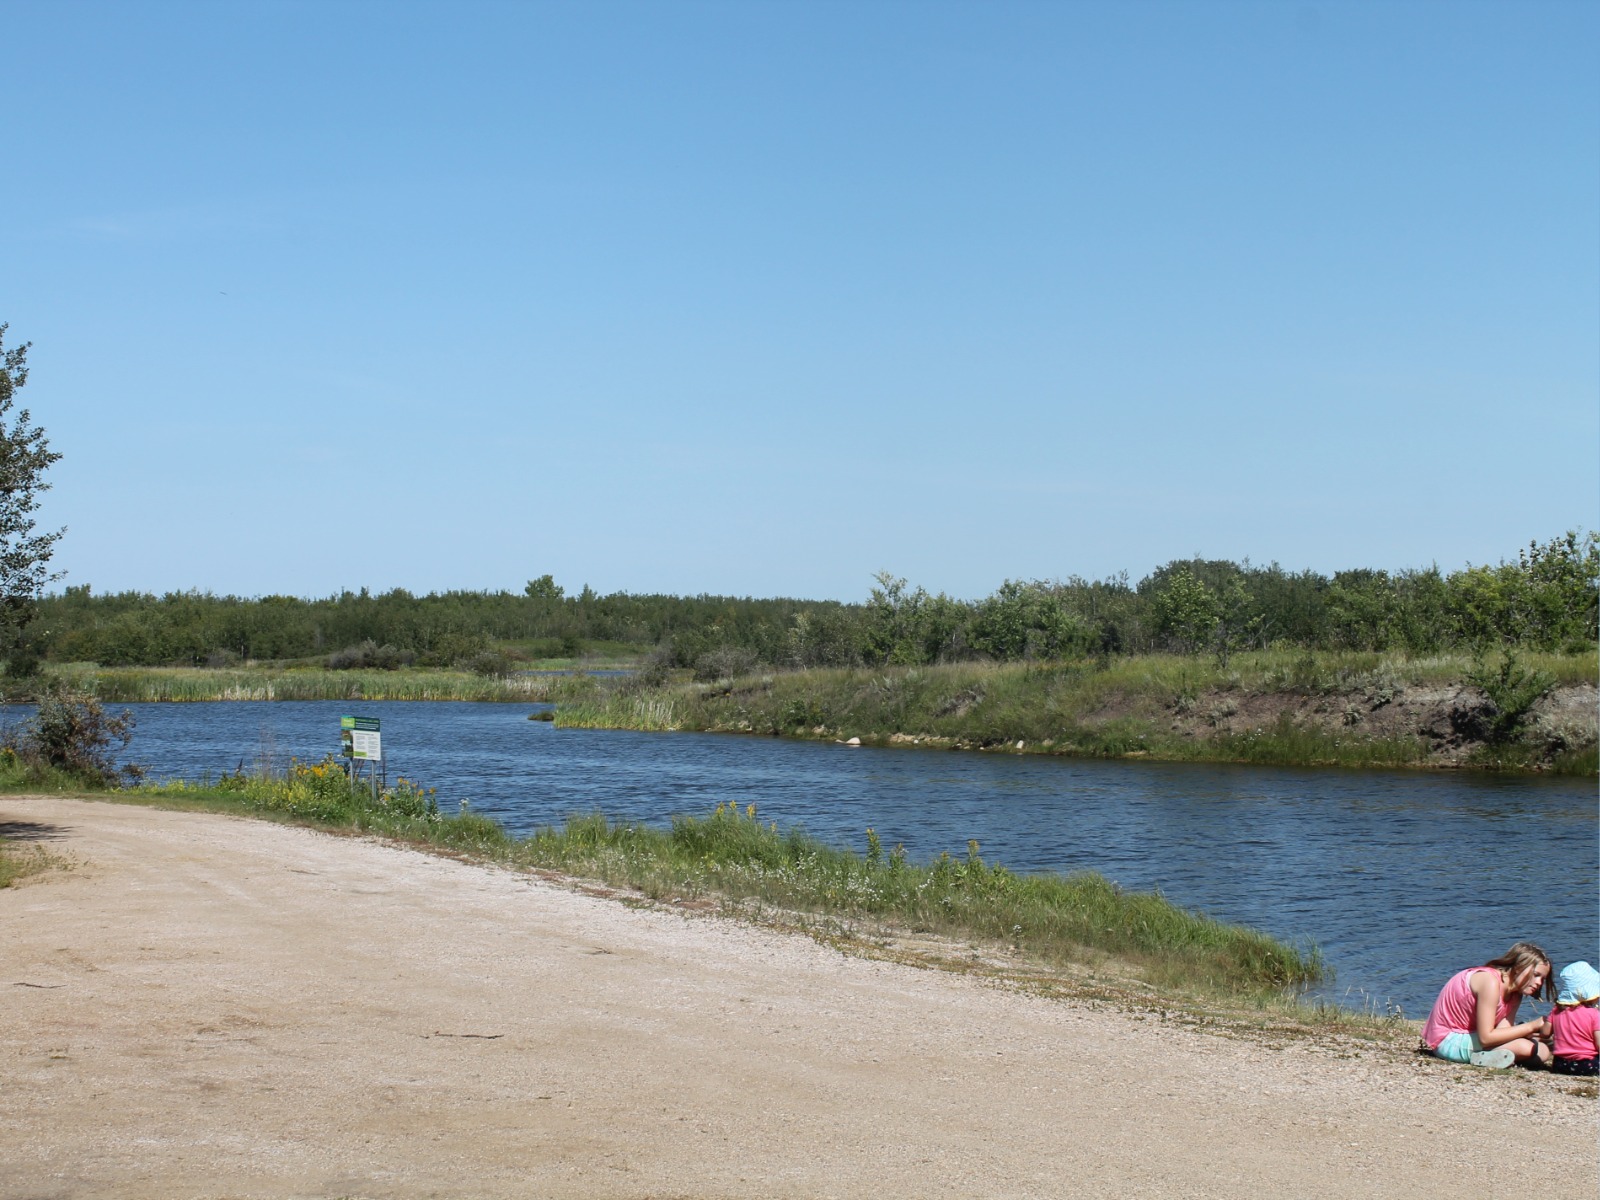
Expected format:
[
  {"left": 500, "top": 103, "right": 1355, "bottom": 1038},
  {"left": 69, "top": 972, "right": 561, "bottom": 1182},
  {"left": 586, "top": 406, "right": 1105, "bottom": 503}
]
[{"left": 5, "top": 0, "right": 1595, "bottom": 601}]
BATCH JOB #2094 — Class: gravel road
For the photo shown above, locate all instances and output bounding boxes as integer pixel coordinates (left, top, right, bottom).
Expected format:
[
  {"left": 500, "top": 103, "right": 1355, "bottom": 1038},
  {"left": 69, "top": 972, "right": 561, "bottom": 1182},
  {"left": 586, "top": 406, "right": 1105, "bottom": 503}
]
[{"left": 1, "top": 796, "right": 1592, "bottom": 1199}]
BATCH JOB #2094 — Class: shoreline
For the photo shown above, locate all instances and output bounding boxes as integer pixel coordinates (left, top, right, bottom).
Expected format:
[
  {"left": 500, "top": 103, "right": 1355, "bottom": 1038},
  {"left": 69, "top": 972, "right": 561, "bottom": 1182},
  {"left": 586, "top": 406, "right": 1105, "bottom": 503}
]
[{"left": 2, "top": 795, "right": 1592, "bottom": 1199}]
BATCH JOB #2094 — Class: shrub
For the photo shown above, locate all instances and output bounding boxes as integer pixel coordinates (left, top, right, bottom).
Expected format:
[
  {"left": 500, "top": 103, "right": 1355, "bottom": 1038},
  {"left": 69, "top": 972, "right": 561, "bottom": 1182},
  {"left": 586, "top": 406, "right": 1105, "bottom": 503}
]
[
  {"left": 462, "top": 649, "right": 516, "bottom": 677},
  {"left": 4, "top": 682, "right": 142, "bottom": 786},
  {"left": 326, "top": 640, "right": 415, "bottom": 670},
  {"left": 1466, "top": 649, "right": 1555, "bottom": 745},
  {"left": 694, "top": 644, "right": 758, "bottom": 683}
]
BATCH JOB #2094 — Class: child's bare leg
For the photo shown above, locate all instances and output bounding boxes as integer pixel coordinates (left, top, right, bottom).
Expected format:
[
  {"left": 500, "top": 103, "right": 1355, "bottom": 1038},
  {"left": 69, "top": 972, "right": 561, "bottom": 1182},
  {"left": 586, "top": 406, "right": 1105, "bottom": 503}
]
[
  {"left": 1500, "top": 1036, "right": 1548, "bottom": 1063},
  {"left": 1494, "top": 1020, "right": 1551, "bottom": 1065}
]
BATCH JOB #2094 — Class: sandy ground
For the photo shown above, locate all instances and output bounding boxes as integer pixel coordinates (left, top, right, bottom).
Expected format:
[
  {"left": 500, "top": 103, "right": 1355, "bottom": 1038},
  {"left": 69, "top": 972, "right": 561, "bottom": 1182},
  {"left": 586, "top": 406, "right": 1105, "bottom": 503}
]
[{"left": 1, "top": 797, "right": 1594, "bottom": 1200}]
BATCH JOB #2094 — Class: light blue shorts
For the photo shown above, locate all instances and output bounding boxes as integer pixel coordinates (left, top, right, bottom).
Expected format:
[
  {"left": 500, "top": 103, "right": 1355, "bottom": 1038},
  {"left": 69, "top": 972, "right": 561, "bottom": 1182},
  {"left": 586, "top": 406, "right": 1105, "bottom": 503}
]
[{"left": 1431, "top": 1032, "right": 1514, "bottom": 1067}]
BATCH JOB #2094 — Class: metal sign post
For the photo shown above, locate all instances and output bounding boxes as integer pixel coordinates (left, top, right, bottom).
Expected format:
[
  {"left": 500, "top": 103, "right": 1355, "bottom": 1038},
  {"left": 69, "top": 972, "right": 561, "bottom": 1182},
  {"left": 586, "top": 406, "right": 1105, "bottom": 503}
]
[{"left": 340, "top": 714, "right": 382, "bottom": 800}]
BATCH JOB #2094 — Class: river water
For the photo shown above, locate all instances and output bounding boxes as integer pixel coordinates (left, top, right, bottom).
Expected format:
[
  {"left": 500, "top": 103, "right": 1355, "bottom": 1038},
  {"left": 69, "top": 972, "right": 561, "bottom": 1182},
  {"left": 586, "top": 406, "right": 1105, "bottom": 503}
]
[{"left": 51, "top": 699, "right": 1597, "bottom": 1017}]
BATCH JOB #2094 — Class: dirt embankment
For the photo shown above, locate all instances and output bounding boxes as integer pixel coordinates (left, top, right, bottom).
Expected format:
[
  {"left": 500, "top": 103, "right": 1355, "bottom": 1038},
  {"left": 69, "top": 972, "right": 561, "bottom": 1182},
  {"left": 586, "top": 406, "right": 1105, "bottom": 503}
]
[
  {"left": 1, "top": 797, "right": 1594, "bottom": 1200},
  {"left": 1153, "top": 681, "right": 1597, "bottom": 768}
]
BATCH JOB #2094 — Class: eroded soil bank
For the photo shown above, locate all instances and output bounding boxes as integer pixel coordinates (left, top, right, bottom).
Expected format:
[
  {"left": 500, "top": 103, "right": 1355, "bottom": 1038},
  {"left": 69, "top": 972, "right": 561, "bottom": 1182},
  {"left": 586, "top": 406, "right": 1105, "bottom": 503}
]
[{"left": 1, "top": 797, "right": 1593, "bottom": 1200}]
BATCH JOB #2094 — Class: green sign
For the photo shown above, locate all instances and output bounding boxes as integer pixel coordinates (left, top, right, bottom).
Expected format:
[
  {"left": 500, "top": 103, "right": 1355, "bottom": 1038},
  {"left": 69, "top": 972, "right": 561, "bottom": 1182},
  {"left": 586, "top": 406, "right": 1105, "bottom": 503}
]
[{"left": 340, "top": 713, "right": 382, "bottom": 761}]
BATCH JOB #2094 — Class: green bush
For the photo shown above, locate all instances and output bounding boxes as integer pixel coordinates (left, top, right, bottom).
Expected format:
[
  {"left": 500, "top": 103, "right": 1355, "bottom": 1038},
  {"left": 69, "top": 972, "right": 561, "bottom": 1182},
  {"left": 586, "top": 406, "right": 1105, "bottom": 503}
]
[
  {"left": 2, "top": 682, "right": 142, "bottom": 786},
  {"left": 1466, "top": 650, "right": 1555, "bottom": 745}
]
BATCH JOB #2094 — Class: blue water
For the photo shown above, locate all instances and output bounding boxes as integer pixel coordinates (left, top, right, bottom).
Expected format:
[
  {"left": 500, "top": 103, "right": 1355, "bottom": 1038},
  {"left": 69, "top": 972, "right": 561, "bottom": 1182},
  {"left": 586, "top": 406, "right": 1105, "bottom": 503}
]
[{"left": 43, "top": 699, "right": 1597, "bottom": 1017}]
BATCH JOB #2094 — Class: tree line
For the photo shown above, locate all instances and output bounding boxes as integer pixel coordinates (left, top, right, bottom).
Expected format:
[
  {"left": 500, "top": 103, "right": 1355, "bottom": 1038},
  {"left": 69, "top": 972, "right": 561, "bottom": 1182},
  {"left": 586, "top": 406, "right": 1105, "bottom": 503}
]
[{"left": 23, "top": 533, "right": 1597, "bottom": 675}]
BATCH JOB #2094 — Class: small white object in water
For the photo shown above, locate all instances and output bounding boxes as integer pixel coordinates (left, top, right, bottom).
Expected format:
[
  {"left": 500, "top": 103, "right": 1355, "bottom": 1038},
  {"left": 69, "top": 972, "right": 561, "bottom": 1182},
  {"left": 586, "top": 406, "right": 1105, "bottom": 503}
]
[{"left": 845, "top": 737, "right": 861, "bottom": 747}]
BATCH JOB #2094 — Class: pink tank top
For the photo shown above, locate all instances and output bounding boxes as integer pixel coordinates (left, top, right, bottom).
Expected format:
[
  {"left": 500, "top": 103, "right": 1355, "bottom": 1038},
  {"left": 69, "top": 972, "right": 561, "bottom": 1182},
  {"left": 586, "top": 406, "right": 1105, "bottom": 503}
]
[{"left": 1422, "top": 967, "right": 1513, "bottom": 1049}]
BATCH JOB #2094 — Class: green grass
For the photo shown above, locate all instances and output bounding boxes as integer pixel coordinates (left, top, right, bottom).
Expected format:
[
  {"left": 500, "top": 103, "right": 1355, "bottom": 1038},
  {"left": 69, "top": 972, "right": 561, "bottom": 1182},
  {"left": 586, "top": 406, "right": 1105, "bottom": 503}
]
[{"left": 515, "top": 804, "right": 1322, "bottom": 998}]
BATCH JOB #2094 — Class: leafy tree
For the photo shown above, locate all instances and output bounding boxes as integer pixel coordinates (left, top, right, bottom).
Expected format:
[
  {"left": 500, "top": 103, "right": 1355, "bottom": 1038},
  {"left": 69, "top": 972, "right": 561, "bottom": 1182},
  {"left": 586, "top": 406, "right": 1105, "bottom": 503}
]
[
  {"left": 0, "top": 326, "right": 64, "bottom": 673},
  {"left": 970, "top": 580, "right": 1095, "bottom": 661},
  {"left": 1514, "top": 531, "right": 1599, "bottom": 649},
  {"left": 863, "top": 572, "right": 968, "bottom": 665},
  {"left": 1210, "top": 575, "right": 1260, "bottom": 666},
  {"left": 1147, "top": 565, "right": 1220, "bottom": 654},
  {"left": 524, "top": 574, "right": 564, "bottom": 602},
  {"left": 1325, "top": 569, "right": 1400, "bottom": 650}
]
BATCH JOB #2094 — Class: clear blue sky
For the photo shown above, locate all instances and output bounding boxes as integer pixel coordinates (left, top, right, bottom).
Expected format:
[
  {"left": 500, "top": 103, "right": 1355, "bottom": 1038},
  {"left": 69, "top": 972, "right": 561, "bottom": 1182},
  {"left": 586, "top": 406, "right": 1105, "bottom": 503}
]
[{"left": 5, "top": 0, "right": 1595, "bottom": 602}]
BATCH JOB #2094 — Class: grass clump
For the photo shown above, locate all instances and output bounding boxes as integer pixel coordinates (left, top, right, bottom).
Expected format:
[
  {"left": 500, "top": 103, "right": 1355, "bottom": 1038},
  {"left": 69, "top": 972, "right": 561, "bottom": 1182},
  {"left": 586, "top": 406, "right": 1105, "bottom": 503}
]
[
  {"left": 513, "top": 803, "right": 1321, "bottom": 999},
  {"left": 137, "top": 757, "right": 511, "bottom": 851},
  {"left": 0, "top": 837, "right": 68, "bottom": 887}
]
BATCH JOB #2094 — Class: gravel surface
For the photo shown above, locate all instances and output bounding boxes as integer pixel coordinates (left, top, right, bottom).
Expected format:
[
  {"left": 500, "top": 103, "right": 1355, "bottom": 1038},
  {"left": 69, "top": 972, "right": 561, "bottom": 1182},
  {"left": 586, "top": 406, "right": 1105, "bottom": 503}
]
[{"left": 1, "top": 796, "right": 1593, "bottom": 1199}]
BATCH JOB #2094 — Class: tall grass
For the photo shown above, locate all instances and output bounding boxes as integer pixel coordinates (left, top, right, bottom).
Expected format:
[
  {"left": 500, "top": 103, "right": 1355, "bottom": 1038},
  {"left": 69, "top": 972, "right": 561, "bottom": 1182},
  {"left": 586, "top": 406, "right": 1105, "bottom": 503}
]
[
  {"left": 512, "top": 804, "right": 1321, "bottom": 998},
  {"left": 40, "top": 664, "right": 602, "bottom": 704},
  {"left": 555, "top": 693, "right": 683, "bottom": 731}
]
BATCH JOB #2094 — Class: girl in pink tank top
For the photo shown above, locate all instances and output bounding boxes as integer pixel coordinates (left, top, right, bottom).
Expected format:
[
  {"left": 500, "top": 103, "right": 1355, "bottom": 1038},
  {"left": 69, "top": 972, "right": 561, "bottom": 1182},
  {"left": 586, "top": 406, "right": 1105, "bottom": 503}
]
[{"left": 1421, "top": 942, "right": 1554, "bottom": 1069}]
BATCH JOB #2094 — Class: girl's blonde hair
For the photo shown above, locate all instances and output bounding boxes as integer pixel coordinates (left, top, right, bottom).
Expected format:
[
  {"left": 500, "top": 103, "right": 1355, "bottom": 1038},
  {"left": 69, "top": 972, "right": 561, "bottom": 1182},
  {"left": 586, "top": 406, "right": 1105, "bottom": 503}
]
[{"left": 1485, "top": 941, "right": 1556, "bottom": 1003}]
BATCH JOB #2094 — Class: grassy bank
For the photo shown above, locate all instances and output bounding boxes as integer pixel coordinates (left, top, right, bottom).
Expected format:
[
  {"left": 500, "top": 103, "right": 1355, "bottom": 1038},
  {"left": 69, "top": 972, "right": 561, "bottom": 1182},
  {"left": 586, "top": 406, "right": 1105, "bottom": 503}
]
[
  {"left": 34, "top": 663, "right": 604, "bottom": 704},
  {"left": 8, "top": 760, "right": 1315, "bottom": 1004},
  {"left": 554, "top": 649, "right": 1598, "bottom": 773}
]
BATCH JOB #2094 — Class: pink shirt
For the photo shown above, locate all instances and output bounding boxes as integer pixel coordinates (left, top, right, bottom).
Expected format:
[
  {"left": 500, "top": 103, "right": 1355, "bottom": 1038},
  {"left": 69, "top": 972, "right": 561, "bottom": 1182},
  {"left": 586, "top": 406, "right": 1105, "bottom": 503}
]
[
  {"left": 1551, "top": 1003, "right": 1600, "bottom": 1060},
  {"left": 1422, "top": 967, "right": 1514, "bottom": 1050}
]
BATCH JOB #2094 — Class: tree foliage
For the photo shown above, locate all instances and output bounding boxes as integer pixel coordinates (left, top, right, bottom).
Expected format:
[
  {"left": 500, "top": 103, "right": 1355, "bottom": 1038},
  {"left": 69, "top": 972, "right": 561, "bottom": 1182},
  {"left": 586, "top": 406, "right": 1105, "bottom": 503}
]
[
  {"left": 23, "top": 532, "right": 1600, "bottom": 671},
  {"left": 0, "top": 325, "right": 63, "bottom": 672}
]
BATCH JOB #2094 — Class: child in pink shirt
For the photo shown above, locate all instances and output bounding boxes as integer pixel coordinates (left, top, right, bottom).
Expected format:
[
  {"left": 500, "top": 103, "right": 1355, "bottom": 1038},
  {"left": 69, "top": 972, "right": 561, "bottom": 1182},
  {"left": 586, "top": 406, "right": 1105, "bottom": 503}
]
[
  {"left": 1549, "top": 961, "right": 1600, "bottom": 1077},
  {"left": 1421, "top": 941, "right": 1553, "bottom": 1069}
]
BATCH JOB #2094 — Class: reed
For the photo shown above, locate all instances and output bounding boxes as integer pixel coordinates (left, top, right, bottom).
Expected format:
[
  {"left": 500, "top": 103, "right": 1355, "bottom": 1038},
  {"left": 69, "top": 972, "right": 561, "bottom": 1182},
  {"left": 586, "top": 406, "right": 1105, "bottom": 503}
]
[
  {"left": 39, "top": 664, "right": 597, "bottom": 704},
  {"left": 554, "top": 693, "right": 683, "bottom": 731}
]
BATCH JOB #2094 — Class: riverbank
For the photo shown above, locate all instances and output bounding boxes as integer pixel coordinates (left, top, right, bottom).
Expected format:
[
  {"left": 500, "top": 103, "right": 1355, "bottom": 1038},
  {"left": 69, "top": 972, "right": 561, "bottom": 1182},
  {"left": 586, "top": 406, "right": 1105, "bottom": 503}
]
[
  {"left": 52, "top": 766, "right": 1318, "bottom": 1001},
  {"left": 1, "top": 795, "right": 1591, "bottom": 1199},
  {"left": 556, "top": 650, "right": 1599, "bottom": 774}
]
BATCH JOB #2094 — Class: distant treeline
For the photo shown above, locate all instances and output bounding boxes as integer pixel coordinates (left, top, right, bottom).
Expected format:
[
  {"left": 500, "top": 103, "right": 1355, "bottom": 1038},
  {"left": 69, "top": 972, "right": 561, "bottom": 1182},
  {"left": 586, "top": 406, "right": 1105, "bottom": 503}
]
[{"left": 26, "top": 532, "right": 1598, "bottom": 675}]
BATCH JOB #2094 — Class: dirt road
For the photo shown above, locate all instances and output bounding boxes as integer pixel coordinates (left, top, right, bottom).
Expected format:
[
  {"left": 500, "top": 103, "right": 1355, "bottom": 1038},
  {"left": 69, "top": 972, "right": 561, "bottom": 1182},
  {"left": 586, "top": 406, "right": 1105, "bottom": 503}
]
[{"left": 1, "top": 797, "right": 1592, "bottom": 1199}]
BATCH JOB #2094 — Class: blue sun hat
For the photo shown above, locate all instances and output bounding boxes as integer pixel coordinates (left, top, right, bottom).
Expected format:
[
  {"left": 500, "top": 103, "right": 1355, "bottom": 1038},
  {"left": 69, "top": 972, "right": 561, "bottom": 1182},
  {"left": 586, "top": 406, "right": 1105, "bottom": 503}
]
[{"left": 1556, "top": 961, "right": 1600, "bottom": 1006}]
